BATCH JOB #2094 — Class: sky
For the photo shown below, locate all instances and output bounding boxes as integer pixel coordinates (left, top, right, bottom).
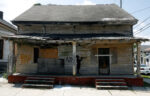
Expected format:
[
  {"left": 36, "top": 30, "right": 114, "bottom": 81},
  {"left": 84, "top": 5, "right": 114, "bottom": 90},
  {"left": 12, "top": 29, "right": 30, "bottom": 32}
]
[{"left": 0, "top": 0, "right": 150, "bottom": 44}]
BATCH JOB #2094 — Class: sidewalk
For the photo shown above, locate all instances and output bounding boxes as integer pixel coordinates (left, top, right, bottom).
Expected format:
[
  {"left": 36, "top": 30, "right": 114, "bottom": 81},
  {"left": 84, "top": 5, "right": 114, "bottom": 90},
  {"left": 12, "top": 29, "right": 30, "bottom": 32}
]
[
  {"left": 0, "top": 74, "right": 8, "bottom": 84},
  {"left": 0, "top": 83, "right": 150, "bottom": 96},
  {"left": 0, "top": 74, "right": 150, "bottom": 96},
  {"left": 144, "top": 78, "right": 150, "bottom": 84}
]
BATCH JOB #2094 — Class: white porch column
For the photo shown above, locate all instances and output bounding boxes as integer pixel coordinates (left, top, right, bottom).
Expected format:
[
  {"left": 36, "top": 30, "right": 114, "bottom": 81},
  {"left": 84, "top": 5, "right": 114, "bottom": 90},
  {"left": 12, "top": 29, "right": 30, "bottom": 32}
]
[
  {"left": 136, "top": 42, "right": 141, "bottom": 77},
  {"left": 72, "top": 41, "right": 77, "bottom": 76}
]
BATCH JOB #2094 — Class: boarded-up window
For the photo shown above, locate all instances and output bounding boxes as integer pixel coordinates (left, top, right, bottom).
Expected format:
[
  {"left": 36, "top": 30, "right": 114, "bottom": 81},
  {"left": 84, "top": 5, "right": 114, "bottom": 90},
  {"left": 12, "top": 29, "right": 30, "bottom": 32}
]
[
  {"left": 0, "top": 40, "right": 4, "bottom": 59},
  {"left": 40, "top": 48, "right": 58, "bottom": 59}
]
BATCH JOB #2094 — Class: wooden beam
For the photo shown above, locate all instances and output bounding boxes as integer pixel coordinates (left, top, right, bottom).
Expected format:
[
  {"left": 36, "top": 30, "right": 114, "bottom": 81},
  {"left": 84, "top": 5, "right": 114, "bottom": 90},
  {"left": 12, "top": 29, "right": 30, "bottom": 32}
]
[
  {"left": 136, "top": 42, "right": 141, "bottom": 77},
  {"left": 72, "top": 41, "right": 77, "bottom": 76},
  {"left": 132, "top": 43, "right": 135, "bottom": 74}
]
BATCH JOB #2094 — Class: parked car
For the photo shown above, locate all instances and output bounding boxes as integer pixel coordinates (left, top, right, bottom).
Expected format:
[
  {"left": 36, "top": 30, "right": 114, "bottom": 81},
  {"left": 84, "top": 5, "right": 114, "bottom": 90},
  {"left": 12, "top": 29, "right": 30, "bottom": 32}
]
[{"left": 134, "top": 64, "right": 150, "bottom": 75}]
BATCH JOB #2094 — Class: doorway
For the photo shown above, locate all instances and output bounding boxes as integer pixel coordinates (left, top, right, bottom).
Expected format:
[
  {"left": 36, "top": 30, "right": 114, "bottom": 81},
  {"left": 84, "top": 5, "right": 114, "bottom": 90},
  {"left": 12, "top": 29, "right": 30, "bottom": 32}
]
[{"left": 98, "top": 48, "right": 110, "bottom": 75}]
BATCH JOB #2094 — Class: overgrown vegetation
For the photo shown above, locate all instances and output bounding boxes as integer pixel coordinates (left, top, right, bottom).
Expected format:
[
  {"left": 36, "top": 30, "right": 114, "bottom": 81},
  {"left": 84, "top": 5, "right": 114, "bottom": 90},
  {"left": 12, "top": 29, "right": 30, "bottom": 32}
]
[
  {"left": 2, "top": 73, "right": 8, "bottom": 79},
  {"left": 141, "top": 75, "right": 150, "bottom": 87},
  {"left": 141, "top": 75, "right": 150, "bottom": 79}
]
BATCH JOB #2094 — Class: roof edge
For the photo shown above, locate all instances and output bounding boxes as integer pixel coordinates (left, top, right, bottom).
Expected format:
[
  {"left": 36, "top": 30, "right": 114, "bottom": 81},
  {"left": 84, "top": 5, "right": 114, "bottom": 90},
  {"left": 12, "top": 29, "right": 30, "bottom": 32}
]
[{"left": 12, "top": 20, "right": 137, "bottom": 25}]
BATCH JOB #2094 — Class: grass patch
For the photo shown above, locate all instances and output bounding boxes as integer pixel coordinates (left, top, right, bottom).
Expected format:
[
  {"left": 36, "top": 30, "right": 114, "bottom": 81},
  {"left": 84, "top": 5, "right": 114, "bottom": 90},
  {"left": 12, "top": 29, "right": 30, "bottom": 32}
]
[
  {"left": 141, "top": 75, "right": 150, "bottom": 79},
  {"left": 2, "top": 73, "right": 8, "bottom": 79}
]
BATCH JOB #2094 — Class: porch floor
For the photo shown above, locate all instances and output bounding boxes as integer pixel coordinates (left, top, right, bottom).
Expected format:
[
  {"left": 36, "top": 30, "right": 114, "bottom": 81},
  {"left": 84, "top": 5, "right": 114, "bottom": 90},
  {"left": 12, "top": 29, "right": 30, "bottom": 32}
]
[
  {"left": 12, "top": 73, "right": 137, "bottom": 78},
  {"left": 8, "top": 73, "right": 143, "bottom": 86}
]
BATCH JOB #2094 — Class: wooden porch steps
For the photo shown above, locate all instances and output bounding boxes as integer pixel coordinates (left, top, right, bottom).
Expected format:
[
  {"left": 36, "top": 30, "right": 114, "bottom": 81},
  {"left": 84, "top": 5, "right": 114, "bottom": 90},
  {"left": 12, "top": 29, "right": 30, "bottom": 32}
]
[
  {"left": 22, "top": 77, "right": 55, "bottom": 89},
  {"left": 95, "top": 78, "right": 128, "bottom": 90}
]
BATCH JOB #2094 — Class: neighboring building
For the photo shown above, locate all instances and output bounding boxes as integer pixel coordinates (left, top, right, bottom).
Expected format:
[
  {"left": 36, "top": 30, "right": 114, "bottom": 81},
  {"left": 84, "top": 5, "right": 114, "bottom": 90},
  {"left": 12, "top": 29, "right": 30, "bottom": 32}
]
[
  {"left": 0, "top": 11, "right": 17, "bottom": 73},
  {"left": 5, "top": 4, "right": 148, "bottom": 87},
  {"left": 141, "top": 45, "right": 150, "bottom": 66}
]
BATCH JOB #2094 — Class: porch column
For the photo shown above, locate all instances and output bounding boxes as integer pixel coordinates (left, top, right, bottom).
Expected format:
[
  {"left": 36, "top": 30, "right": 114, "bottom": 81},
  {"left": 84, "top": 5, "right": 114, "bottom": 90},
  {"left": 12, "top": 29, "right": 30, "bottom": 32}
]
[
  {"left": 136, "top": 42, "right": 141, "bottom": 77},
  {"left": 72, "top": 41, "right": 77, "bottom": 76}
]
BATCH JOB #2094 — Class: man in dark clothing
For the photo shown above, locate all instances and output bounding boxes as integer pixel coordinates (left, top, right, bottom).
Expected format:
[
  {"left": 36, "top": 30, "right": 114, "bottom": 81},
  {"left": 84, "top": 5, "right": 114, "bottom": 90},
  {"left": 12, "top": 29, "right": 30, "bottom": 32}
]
[{"left": 76, "top": 55, "right": 83, "bottom": 74}]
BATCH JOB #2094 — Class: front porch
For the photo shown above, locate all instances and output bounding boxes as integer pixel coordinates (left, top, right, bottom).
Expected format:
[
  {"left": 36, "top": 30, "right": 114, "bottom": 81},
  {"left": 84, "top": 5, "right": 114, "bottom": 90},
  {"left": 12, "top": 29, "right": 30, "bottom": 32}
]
[
  {"left": 8, "top": 73, "right": 143, "bottom": 87},
  {"left": 7, "top": 37, "right": 145, "bottom": 75},
  {"left": 5, "top": 36, "right": 148, "bottom": 87}
]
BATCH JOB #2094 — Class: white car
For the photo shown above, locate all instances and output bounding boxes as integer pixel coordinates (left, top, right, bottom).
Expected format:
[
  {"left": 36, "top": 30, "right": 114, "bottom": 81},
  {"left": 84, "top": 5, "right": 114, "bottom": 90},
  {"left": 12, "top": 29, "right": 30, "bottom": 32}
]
[{"left": 134, "top": 64, "right": 150, "bottom": 75}]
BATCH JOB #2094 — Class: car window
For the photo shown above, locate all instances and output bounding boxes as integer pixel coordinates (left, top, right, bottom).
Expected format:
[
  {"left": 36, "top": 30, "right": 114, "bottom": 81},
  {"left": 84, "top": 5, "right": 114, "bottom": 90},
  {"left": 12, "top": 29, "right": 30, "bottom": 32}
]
[
  {"left": 140, "top": 65, "right": 146, "bottom": 67},
  {"left": 134, "top": 65, "right": 137, "bottom": 67}
]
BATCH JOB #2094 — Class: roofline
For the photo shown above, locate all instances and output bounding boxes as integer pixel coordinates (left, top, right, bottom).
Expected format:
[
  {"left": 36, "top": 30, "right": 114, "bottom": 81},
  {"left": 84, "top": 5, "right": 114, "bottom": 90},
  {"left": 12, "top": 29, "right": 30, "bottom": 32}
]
[
  {"left": 0, "top": 22, "right": 17, "bottom": 33},
  {"left": 12, "top": 20, "right": 137, "bottom": 25},
  {"left": 3, "top": 35, "right": 149, "bottom": 42}
]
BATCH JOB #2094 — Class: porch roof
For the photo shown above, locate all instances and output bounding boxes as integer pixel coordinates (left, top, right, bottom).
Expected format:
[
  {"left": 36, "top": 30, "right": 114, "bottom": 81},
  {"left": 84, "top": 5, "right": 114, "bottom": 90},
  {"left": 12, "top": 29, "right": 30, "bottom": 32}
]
[{"left": 3, "top": 34, "right": 149, "bottom": 44}]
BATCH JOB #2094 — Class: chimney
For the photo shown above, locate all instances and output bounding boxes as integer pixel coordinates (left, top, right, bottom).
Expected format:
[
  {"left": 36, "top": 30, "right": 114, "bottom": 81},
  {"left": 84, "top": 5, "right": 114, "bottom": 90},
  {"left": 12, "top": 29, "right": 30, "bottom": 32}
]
[{"left": 0, "top": 11, "right": 3, "bottom": 19}]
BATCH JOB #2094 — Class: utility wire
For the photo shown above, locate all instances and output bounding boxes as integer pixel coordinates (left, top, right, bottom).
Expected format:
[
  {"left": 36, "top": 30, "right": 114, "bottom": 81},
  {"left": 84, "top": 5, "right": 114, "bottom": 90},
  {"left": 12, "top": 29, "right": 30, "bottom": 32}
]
[
  {"left": 131, "top": 6, "right": 150, "bottom": 14},
  {"left": 134, "top": 16, "right": 150, "bottom": 29},
  {"left": 134, "top": 25, "right": 150, "bottom": 35},
  {"left": 134, "top": 22, "right": 150, "bottom": 34},
  {"left": 134, "top": 24, "right": 150, "bottom": 35}
]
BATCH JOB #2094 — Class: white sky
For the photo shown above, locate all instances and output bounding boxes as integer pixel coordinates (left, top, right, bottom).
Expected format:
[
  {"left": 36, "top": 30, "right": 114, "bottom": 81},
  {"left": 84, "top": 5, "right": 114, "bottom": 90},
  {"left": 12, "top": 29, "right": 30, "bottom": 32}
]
[
  {"left": 0, "top": 0, "right": 150, "bottom": 45},
  {"left": 0, "top": 0, "right": 96, "bottom": 21},
  {"left": 0, "top": 0, "right": 38, "bottom": 21}
]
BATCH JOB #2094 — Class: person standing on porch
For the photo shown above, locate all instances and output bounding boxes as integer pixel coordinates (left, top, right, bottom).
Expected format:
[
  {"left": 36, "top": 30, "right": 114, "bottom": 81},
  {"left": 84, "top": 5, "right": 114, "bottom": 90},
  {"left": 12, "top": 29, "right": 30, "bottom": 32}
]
[{"left": 76, "top": 55, "right": 83, "bottom": 75}]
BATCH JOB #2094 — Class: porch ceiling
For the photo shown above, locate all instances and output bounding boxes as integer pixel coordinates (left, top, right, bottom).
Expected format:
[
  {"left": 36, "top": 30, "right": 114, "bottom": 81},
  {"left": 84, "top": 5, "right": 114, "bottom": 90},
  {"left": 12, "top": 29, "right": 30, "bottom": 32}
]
[{"left": 3, "top": 35, "right": 149, "bottom": 44}]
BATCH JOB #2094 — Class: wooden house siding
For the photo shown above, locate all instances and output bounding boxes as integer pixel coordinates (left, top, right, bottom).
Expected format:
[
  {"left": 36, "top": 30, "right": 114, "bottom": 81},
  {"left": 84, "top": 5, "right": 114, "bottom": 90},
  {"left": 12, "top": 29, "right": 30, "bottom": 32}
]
[
  {"left": 18, "top": 24, "right": 132, "bottom": 36},
  {"left": 11, "top": 4, "right": 140, "bottom": 75},
  {"left": 15, "top": 44, "right": 37, "bottom": 73},
  {"left": 15, "top": 43, "right": 133, "bottom": 75}
]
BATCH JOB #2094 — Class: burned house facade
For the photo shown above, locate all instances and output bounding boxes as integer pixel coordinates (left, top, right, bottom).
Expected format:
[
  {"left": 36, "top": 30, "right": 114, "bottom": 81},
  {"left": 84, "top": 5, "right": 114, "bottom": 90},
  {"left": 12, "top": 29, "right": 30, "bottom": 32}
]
[{"left": 6, "top": 4, "right": 147, "bottom": 77}]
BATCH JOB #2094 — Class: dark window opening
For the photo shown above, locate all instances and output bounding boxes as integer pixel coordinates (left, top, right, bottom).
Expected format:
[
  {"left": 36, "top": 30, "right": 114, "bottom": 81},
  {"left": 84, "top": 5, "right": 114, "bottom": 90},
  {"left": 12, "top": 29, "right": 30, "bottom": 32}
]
[
  {"left": 98, "top": 48, "right": 109, "bottom": 54},
  {"left": 0, "top": 40, "right": 4, "bottom": 59},
  {"left": 34, "top": 48, "right": 39, "bottom": 63}
]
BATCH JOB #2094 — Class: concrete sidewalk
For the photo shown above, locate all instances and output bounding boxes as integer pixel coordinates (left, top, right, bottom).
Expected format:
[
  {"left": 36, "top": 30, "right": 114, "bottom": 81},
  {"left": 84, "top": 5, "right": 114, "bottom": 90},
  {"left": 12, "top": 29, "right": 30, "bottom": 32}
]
[
  {"left": 0, "top": 74, "right": 7, "bottom": 84},
  {"left": 0, "top": 74, "right": 150, "bottom": 96},
  {"left": 0, "top": 83, "right": 150, "bottom": 96},
  {"left": 144, "top": 78, "right": 150, "bottom": 84}
]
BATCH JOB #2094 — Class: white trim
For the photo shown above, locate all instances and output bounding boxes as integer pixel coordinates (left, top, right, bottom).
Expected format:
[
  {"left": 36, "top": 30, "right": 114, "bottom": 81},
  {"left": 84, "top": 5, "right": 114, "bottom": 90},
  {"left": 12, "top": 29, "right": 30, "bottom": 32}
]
[{"left": 109, "top": 55, "right": 111, "bottom": 75}]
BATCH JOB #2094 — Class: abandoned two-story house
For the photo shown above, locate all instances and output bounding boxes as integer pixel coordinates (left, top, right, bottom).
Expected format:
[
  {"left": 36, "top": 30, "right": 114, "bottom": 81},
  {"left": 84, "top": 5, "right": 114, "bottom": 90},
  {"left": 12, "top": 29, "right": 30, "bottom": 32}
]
[
  {"left": 5, "top": 4, "right": 148, "bottom": 89},
  {"left": 0, "top": 11, "right": 17, "bottom": 73}
]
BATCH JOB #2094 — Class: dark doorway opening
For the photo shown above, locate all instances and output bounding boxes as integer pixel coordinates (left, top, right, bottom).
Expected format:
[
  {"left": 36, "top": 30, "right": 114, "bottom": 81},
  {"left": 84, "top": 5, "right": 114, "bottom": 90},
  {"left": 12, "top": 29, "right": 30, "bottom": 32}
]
[
  {"left": 0, "top": 40, "right": 4, "bottom": 59},
  {"left": 98, "top": 48, "right": 110, "bottom": 75},
  {"left": 34, "top": 48, "right": 39, "bottom": 63}
]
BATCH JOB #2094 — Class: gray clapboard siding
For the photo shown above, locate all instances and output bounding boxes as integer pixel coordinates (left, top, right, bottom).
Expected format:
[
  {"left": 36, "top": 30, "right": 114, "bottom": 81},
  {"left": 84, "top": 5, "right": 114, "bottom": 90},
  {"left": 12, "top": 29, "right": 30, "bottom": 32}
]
[{"left": 18, "top": 24, "right": 132, "bottom": 36}]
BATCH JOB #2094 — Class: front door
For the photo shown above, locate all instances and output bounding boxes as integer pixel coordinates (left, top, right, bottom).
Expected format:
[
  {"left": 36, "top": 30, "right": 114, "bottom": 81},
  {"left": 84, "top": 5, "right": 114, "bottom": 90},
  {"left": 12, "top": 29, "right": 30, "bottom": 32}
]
[{"left": 98, "top": 48, "right": 110, "bottom": 75}]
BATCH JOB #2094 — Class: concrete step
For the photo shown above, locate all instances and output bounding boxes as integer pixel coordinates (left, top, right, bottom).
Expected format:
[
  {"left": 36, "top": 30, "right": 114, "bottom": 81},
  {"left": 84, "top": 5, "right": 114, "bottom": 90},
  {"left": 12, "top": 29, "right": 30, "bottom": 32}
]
[
  {"left": 96, "top": 85, "right": 128, "bottom": 90},
  {"left": 25, "top": 80, "right": 54, "bottom": 84},
  {"left": 96, "top": 81, "right": 127, "bottom": 86},
  {"left": 22, "top": 84, "right": 53, "bottom": 88},
  {"left": 96, "top": 79, "right": 125, "bottom": 82},
  {"left": 23, "top": 77, "right": 55, "bottom": 89},
  {"left": 95, "top": 78, "right": 128, "bottom": 89},
  {"left": 27, "top": 77, "right": 55, "bottom": 80}
]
